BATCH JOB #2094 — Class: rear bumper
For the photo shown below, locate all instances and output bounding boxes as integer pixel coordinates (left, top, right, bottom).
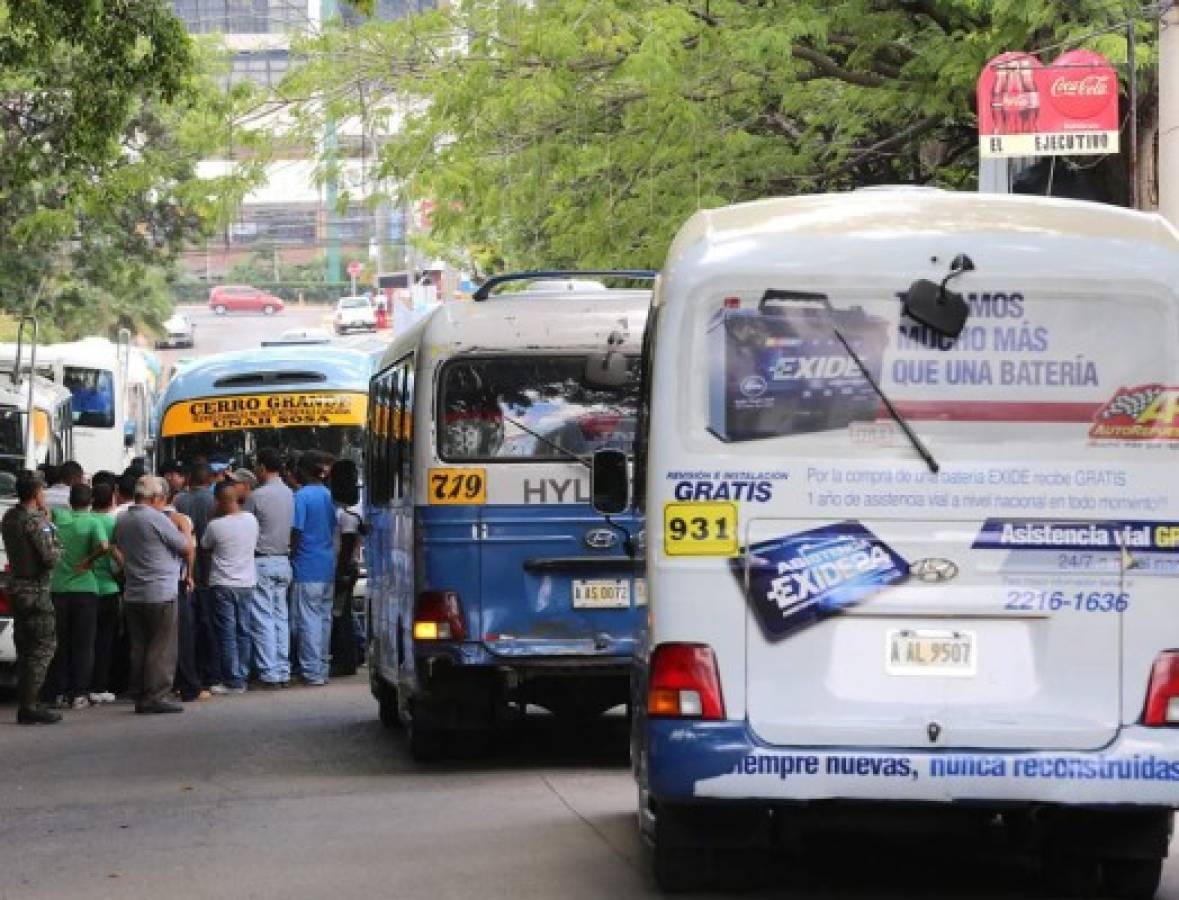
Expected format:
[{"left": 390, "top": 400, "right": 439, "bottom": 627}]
[{"left": 645, "top": 720, "right": 1179, "bottom": 807}]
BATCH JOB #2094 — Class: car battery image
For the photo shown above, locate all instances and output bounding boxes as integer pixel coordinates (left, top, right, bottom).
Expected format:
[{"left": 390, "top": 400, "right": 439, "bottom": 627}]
[{"left": 707, "top": 295, "right": 889, "bottom": 442}]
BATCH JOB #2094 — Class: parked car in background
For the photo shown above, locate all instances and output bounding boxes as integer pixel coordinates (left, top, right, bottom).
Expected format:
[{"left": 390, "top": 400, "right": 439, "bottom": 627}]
[
  {"left": 156, "top": 313, "right": 195, "bottom": 349},
  {"left": 261, "top": 328, "right": 333, "bottom": 347},
  {"left": 208, "top": 284, "right": 285, "bottom": 316},
  {"left": 334, "top": 296, "right": 377, "bottom": 334}
]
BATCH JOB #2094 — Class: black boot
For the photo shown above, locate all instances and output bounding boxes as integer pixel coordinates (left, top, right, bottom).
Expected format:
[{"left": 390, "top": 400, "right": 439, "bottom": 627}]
[{"left": 17, "top": 706, "right": 63, "bottom": 725}]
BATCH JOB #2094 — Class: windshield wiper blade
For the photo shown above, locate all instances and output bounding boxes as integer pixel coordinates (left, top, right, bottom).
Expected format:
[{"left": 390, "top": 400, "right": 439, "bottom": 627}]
[
  {"left": 832, "top": 327, "right": 939, "bottom": 474},
  {"left": 500, "top": 413, "right": 590, "bottom": 470}
]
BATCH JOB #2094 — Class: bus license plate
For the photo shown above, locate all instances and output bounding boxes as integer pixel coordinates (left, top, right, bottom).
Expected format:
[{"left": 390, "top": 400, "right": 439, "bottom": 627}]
[
  {"left": 886, "top": 629, "right": 976, "bottom": 677},
  {"left": 572, "top": 579, "right": 630, "bottom": 609}
]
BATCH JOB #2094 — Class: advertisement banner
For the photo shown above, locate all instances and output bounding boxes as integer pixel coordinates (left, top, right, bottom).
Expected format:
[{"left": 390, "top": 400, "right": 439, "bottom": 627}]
[{"left": 977, "top": 49, "right": 1119, "bottom": 158}]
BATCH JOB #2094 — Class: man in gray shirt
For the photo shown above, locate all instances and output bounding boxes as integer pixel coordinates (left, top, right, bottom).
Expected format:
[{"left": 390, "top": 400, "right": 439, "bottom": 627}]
[
  {"left": 113, "top": 476, "right": 194, "bottom": 714},
  {"left": 244, "top": 448, "right": 295, "bottom": 687},
  {"left": 176, "top": 463, "right": 219, "bottom": 690}
]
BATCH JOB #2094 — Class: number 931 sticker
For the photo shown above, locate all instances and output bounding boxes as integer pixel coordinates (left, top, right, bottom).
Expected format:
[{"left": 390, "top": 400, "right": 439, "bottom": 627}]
[
  {"left": 663, "top": 501, "right": 738, "bottom": 557},
  {"left": 428, "top": 468, "right": 487, "bottom": 505}
]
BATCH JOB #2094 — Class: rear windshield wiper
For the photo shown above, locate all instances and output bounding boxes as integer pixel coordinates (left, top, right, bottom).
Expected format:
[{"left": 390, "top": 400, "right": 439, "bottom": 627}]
[
  {"left": 500, "top": 413, "right": 590, "bottom": 470},
  {"left": 831, "top": 327, "right": 939, "bottom": 474}
]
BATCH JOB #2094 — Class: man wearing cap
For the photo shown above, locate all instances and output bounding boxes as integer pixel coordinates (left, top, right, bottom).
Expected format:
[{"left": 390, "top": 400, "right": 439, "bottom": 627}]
[
  {"left": 244, "top": 448, "right": 294, "bottom": 688},
  {"left": 112, "top": 476, "right": 194, "bottom": 714}
]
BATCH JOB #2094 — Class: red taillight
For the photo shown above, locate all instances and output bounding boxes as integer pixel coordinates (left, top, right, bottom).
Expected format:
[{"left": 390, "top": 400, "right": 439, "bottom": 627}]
[
  {"left": 0, "top": 588, "right": 9, "bottom": 616},
  {"left": 413, "top": 591, "right": 466, "bottom": 642},
  {"left": 1144, "top": 651, "right": 1179, "bottom": 725},
  {"left": 649, "top": 643, "right": 725, "bottom": 720}
]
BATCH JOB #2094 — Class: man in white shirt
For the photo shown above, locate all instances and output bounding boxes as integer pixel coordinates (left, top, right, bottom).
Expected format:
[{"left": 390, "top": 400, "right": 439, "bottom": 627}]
[{"left": 200, "top": 481, "right": 259, "bottom": 694}]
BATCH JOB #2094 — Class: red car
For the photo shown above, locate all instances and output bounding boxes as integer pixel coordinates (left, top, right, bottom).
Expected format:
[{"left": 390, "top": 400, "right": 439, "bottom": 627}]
[{"left": 208, "top": 285, "right": 285, "bottom": 316}]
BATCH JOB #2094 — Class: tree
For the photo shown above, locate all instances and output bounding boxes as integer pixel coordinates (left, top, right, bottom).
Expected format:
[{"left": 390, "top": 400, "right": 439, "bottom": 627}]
[
  {"left": 280, "top": 0, "right": 1159, "bottom": 272},
  {"left": 0, "top": 1, "right": 259, "bottom": 337}
]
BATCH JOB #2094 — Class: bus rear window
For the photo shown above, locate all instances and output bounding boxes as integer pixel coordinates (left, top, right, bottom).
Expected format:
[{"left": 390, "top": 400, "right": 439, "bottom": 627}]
[{"left": 439, "top": 356, "right": 639, "bottom": 462}]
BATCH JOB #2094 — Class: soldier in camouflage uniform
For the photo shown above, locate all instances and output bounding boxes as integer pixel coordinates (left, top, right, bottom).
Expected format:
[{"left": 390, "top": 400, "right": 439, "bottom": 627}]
[{"left": 2, "top": 473, "right": 64, "bottom": 724}]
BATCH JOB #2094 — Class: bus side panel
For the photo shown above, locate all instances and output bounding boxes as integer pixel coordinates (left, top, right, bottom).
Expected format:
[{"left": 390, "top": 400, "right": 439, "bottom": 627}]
[{"left": 417, "top": 504, "right": 483, "bottom": 651}]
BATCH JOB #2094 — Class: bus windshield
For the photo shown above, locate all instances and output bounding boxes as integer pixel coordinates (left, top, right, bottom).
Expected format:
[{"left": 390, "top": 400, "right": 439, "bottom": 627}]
[
  {"left": 161, "top": 425, "right": 365, "bottom": 470},
  {"left": 62, "top": 366, "right": 115, "bottom": 428},
  {"left": 438, "top": 355, "right": 639, "bottom": 462}
]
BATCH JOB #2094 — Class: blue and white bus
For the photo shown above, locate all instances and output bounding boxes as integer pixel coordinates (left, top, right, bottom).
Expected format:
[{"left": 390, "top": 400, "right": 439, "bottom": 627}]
[
  {"left": 155, "top": 346, "right": 370, "bottom": 469},
  {"left": 364, "top": 273, "right": 651, "bottom": 759}
]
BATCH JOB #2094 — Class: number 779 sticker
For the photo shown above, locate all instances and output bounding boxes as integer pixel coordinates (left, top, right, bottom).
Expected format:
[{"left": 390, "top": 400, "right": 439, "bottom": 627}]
[
  {"left": 663, "top": 501, "right": 738, "bottom": 557},
  {"left": 428, "top": 468, "right": 487, "bottom": 505}
]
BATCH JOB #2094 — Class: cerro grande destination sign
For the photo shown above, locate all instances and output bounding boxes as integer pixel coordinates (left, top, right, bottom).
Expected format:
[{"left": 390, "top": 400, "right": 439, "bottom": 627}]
[{"left": 161, "top": 391, "right": 368, "bottom": 437}]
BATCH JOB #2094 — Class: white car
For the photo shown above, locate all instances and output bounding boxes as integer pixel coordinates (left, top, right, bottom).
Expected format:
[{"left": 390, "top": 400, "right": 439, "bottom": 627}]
[
  {"left": 261, "top": 328, "right": 333, "bottom": 347},
  {"left": 156, "top": 313, "right": 195, "bottom": 349},
  {"left": 334, "top": 297, "right": 377, "bottom": 334}
]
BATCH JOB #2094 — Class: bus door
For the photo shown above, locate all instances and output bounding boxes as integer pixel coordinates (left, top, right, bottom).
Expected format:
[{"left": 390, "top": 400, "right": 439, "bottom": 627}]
[{"left": 434, "top": 354, "right": 643, "bottom": 665}]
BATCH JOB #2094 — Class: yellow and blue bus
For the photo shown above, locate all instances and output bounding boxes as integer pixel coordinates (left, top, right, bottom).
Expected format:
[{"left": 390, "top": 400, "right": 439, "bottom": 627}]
[{"left": 154, "top": 346, "right": 370, "bottom": 468}]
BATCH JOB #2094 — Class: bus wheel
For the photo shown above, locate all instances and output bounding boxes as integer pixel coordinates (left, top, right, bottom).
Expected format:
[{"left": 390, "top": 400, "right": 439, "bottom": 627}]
[
  {"left": 408, "top": 713, "right": 447, "bottom": 762},
  {"left": 1042, "top": 851, "right": 1101, "bottom": 897},
  {"left": 376, "top": 684, "right": 401, "bottom": 730},
  {"left": 650, "top": 808, "right": 705, "bottom": 894},
  {"left": 1102, "top": 858, "right": 1163, "bottom": 900}
]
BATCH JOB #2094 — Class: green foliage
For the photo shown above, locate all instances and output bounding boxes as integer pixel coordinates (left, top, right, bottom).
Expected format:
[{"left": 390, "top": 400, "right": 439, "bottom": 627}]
[
  {"left": 279, "top": 0, "right": 1156, "bottom": 273},
  {"left": 0, "top": 3, "right": 259, "bottom": 337}
]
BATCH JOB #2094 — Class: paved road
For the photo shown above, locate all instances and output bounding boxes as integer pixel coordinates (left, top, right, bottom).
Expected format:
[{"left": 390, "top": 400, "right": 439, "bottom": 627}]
[
  {"left": 156, "top": 304, "right": 387, "bottom": 376},
  {"left": 3, "top": 679, "right": 1179, "bottom": 900}
]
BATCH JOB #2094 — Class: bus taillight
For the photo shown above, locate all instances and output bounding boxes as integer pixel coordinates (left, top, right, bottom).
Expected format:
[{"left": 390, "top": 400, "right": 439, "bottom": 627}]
[{"left": 413, "top": 591, "right": 466, "bottom": 642}]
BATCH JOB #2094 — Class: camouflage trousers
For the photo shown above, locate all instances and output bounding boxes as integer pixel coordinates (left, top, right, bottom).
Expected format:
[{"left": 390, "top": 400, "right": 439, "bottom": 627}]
[{"left": 10, "top": 580, "right": 55, "bottom": 711}]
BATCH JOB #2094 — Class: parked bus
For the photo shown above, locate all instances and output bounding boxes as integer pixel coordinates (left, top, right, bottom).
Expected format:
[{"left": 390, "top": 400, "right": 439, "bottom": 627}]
[
  {"left": 364, "top": 272, "right": 651, "bottom": 760},
  {"left": 0, "top": 319, "right": 76, "bottom": 688},
  {"left": 0, "top": 333, "right": 153, "bottom": 472},
  {"left": 154, "top": 345, "right": 370, "bottom": 469},
  {"left": 603, "top": 189, "right": 1179, "bottom": 895}
]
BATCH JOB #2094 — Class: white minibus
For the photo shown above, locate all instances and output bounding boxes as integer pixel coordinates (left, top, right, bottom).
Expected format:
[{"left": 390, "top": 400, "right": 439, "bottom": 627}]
[{"left": 599, "top": 189, "right": 1179, "bottom": 896}]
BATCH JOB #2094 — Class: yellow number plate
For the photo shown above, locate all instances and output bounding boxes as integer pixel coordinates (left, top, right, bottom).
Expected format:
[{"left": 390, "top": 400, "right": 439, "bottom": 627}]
[
  {"left": 663, "top": 502, "right": 738, "bottom": 557},
  {"left": 428, "top": 468, "right": 487, "bottom": 505}
]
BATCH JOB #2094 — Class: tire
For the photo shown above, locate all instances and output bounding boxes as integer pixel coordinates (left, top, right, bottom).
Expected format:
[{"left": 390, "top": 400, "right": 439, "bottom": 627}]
[
  {"left": 262, "top": 304, "right": 275, "bottom": 316},
  {"left": 214, "top": 304, "right": 227, "bottom": 315},
  {"left": 650, "top": 808, "right": 707, "bottom": 894},
  {"left": 1103, "top": 858, "right": 1163, "bottom": 900},
  {"left": 407, "top": 713, "right": 447, "bottom": 762},
  {"left": 1042, "top": 852, "right": 1102, "bottom": 898},
  {"left": 330, "top": 609, "right": 359, "bottom": 677}
]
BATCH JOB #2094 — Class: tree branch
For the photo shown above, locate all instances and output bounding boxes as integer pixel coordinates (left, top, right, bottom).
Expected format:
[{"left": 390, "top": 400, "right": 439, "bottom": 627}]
[{"left": 790, "top": 46, "right": 887, "bottom": 88}]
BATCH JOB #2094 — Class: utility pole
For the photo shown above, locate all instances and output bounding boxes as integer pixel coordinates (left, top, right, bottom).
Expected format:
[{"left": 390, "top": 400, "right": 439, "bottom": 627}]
[
  {"left": 1161, "top": 3, "right": 1179, "bottom": 225},
  {"left": 322, "top": 0, "right": 342, "bottom": 284}
]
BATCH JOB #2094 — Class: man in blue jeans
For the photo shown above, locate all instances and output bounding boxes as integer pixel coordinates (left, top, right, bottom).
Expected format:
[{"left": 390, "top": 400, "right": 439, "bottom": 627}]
[
  {"left": 201, "top": 481, "right": 259, "bottom": 694},
  {"left": 290, "top": 454, "right": 338, "bottom": 686},
  {"left": 245, "top": 448, "right": 294, "bottom": 687}
]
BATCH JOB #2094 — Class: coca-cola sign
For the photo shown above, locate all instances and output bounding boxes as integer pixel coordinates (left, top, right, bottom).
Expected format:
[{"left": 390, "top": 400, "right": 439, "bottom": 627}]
[{"left": 977, "top": 49, "right": 1119, "bottom": 159}]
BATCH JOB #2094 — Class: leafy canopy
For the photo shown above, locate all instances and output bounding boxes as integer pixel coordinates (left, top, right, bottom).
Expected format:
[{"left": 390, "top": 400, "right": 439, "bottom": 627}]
[{"left": 283, "top": 0, "right": 1154, "bottom": 271}]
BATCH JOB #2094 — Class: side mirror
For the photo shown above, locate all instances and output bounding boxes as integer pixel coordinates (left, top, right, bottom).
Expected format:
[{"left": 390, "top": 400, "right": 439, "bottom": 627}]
[{"left": 591, "top": 448, "right": 629, "bottom": 516}]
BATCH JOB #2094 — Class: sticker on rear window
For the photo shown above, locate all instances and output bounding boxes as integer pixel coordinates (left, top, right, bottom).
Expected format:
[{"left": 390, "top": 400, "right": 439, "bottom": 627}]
[
  {"left": 735, "top": 521, "right": 908, "bottom": 640},
  {"left": 1090, "top": 384, "right": 1179, "bottom": 441}
]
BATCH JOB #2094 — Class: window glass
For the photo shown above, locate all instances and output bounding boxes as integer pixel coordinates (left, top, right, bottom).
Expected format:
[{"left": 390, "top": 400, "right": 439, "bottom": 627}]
[
  {"left": 63, "top": 367, "right": 115, "bottom": 429},
  {"left": 398, "top": 359, "right": 414, "bottom": 497},
  {"left": 438, "top": 355, "right": 639, "bottom": 462}
]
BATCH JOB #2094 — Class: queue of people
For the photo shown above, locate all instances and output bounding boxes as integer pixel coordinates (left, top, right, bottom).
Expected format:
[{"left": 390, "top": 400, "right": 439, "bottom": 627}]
[{"left": 5, "top": 448, "right": 358, "bottom": 725}]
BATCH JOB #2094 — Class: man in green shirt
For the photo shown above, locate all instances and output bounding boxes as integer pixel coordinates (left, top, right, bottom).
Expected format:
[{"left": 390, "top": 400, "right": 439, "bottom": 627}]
[
  {"left": 43, "top": 484, "right": 105, "bottom": 710},
  {"left": 88, "top": 481, "right": 122, "bottom": 703}
]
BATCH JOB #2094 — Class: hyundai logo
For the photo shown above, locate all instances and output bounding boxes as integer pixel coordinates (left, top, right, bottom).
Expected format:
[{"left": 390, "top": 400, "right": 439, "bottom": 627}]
[
  {"left": 585, "top": 528, "right": 619, "bottom": 550},
  {"left": 910, "top": 557, "right": 959, "bottom": 583}
]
